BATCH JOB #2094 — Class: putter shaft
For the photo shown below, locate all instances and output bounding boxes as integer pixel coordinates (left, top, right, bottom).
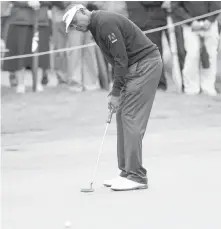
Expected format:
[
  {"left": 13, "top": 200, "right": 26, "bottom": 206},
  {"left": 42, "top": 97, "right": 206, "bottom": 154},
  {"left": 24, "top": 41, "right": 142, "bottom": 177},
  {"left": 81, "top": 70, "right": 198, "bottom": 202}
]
[
  {"left": 90, "top": 122, "right": 109, "bottom": 187},
  {"left": 90, "top": 109, "right": 114, "bottom": 188}
]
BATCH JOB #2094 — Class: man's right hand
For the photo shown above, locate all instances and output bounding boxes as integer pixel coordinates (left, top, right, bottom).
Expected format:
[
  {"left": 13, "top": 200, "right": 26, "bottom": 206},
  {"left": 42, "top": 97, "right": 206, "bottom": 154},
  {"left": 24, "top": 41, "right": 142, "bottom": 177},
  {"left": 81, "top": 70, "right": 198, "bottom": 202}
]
[
  {"left": 191, "top": 21, "right": 202, "bottom": 31},
  {"left": 108, "top": 95, "right": 120, "bottom": 113},
  {"left": 202, "top": 20, "right": 211, "bottom": 30},
  {"left": 28, "top": 1, "right": 40, "bottom": 10},
  {"left": 162, "top": 1, "right": 170, "bottom": 10}
]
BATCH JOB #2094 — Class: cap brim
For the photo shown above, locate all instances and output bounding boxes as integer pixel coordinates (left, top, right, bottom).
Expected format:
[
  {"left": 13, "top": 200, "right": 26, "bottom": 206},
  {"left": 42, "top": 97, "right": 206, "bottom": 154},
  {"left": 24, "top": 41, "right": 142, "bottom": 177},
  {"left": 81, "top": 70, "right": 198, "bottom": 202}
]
[{"left": 63, "top": 4, "right": 85, "bottom": 33}]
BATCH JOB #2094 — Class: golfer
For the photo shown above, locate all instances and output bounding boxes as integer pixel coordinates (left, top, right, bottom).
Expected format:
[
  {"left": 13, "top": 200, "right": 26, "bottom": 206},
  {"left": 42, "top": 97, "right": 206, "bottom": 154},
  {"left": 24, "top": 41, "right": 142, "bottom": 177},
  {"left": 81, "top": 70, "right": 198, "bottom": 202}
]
[{"left": 63, "top": 4, "right": 162, "bottom": 191}]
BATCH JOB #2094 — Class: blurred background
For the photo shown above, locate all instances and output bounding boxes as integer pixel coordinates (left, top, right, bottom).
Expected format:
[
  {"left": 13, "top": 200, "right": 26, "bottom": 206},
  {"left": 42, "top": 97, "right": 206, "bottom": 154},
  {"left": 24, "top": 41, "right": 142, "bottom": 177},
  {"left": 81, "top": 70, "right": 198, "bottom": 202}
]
[
  {"left": 1, "top": 1, "right": 221, "bottom": 95},
  {"left": 1, "top": 3, "right": 221, "bottom": 229}
]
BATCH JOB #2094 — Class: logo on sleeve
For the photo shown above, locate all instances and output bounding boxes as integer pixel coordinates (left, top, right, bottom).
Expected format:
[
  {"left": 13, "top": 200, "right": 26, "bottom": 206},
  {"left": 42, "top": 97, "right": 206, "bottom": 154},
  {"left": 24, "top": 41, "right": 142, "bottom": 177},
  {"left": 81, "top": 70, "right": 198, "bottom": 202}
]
[{"left": 108, "top": 33, "right": 118, "bottom": 44}]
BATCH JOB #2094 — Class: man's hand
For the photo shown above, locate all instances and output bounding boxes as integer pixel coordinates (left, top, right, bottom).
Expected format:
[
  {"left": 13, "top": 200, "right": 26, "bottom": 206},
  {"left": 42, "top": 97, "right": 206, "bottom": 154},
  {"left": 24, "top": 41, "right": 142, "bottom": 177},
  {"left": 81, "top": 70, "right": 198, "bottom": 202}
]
[
  {"left": 1, "top": 39, "right": 6, "bottom": 51},
  {"left": 191, "top": 20, "right": 202, "bottom": 31},
  {"left": 108, "top": 95, "right": 120, "bottom": 113},
  {"left": 162, "top": 1, "right": 170, "bottom": 10},
  {"left": 203, "top": 20, "right": 211, "bottom": 30},
  {"left": 28, "top": 1, "right": 40, "bottom": 10}
]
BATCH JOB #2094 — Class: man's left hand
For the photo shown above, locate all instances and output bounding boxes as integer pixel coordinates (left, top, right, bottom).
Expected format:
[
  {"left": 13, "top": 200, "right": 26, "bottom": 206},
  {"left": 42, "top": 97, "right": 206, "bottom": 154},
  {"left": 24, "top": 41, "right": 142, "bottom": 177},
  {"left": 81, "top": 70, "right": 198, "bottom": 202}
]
[
  {"left": 162, "top": 1, "right": 170, "bottom": 10},
  {"left": 28, "top": 1, "right": 40, "bottom": 10},
  {"left": 108, "top": 95, "right": 120, "bottom": 113},
  {"left": 203, "top": 20, "right": 211, "bottom": 30}
]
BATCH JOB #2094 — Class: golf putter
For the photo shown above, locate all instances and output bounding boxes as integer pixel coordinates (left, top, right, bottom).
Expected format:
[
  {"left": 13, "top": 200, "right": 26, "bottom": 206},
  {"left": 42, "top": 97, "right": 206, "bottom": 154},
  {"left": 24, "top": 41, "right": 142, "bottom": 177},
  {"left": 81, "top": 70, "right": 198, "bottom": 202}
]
[{"left": 81, "top": 107, "right": 114, "bottom": 193}]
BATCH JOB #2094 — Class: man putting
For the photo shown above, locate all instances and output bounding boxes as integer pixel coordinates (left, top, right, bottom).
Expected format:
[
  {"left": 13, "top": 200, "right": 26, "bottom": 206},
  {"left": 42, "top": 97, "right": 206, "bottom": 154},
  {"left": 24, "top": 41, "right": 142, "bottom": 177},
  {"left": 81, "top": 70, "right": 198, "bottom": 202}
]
[{"left": 63, "top": 4, "right": 162, "bottom": 191}]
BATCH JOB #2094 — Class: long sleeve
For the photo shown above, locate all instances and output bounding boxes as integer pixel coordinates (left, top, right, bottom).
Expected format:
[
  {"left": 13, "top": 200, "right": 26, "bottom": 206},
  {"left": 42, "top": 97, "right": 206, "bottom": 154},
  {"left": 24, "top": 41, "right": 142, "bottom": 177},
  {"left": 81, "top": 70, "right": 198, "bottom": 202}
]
[
  {"left": 50, "top": 1, "right": 67, "bottom": 10},
  {"left": 171, "top": 1, "right": 192, "bottom": 21},
  {"left": 141, "top": 1, "right": 163, "bottom": 8},
  {"left": 12, "top": 1, "right": 30, "bottom": 8},
  {"left": 100, "top": 23, "right": 128, "bottom": 97},
  {"left": 40, "top": 1, "right": 52, "bottom": 9},
  {"left": 208, "top": 1, "right": 221, "bottom": 22}
]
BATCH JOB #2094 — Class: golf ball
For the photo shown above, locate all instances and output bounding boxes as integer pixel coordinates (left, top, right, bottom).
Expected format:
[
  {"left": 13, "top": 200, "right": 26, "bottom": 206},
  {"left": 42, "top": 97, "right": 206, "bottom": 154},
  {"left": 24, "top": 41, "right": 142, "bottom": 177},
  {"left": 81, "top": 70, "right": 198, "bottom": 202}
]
[{"left": 64, "top": 220, "right": 71, "bottom": 228}]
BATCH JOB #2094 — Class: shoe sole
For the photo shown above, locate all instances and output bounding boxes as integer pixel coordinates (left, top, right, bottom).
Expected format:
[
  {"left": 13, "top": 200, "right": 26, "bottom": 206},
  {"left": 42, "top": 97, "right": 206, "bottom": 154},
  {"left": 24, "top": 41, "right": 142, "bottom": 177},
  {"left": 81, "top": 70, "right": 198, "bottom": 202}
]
[
  {"left": 103, "top": 184, "right": 111, "bottom": 187},
  {"left": 111, "top": 184, "right": 148, "bottom": 191},
  {"left": 103, "top": 177, "right": 127, "bottom": 188}
]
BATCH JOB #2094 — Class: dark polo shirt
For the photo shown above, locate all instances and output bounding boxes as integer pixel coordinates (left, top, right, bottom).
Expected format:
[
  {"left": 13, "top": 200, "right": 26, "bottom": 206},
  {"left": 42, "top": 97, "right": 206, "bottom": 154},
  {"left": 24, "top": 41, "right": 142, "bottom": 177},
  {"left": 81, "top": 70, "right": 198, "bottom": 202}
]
[{"left": 88, "top": 10, "right": 158, "bottom": 96}]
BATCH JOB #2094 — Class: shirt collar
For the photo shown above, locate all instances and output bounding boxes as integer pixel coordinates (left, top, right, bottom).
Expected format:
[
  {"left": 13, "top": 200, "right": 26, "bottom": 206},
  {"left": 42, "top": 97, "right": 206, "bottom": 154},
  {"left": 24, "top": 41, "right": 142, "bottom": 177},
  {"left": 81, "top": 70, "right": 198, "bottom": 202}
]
[{"left": 88, "top": 10, "right": 98, "bottom": 32}]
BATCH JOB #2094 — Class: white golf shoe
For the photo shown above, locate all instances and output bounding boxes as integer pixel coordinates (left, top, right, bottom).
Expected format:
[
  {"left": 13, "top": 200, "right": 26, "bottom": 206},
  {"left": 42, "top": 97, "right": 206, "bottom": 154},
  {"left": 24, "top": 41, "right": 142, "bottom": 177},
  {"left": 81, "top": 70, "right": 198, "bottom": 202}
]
[
  {"left": 111, "top": 178, "right": 148, "bottom": 191},
  {"left": 36, "top": 84, "right": 44, "bottom": 92},
  {"left": 16, "top": 85, "right": 26, "bottom": 94},
  {"left": 103, "top": 176, "right": 126, "bottom": 187},
  {"left": 202, "top": 88, "right": 218, "bottom": 96}
]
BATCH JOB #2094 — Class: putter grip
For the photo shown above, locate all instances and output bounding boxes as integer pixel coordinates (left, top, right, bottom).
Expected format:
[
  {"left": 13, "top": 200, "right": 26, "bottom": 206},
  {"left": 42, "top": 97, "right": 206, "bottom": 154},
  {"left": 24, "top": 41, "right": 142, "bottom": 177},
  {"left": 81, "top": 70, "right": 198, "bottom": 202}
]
[{"left": 107, "top": 109, "right": 114, "bottom": 123}]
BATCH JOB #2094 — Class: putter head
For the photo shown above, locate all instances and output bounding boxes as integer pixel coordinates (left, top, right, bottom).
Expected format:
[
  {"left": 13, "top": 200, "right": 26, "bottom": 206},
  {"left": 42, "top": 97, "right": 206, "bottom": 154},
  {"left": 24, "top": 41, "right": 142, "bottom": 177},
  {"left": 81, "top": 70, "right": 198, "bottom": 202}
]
[
  {"left": 80, "top": 183, "right": 94, "bottom": 193},
  {"left": 80, "top": 188, "right": 94, "bottom": 193}
]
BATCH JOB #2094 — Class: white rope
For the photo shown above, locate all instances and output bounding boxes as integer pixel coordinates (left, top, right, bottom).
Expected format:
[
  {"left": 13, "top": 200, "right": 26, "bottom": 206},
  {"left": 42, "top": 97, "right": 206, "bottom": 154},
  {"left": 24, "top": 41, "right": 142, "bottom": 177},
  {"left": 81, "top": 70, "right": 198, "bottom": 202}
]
[
  {"left": 144, "top": 9, "right": 221, "bottom": 34},
  {"left": 1, "top": 9, "right": 221, "bottom": 61},
  {"left": 1, "top": 43, "right": 96, "bottom": 60}
]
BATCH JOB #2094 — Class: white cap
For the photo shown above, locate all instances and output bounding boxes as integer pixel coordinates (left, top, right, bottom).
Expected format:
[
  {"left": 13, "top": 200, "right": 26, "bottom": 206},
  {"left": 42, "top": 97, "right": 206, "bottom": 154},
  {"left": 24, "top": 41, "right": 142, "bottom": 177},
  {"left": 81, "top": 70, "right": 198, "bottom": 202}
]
[{"left": 62, "top": 4, "right": 85, "bottom": 33}]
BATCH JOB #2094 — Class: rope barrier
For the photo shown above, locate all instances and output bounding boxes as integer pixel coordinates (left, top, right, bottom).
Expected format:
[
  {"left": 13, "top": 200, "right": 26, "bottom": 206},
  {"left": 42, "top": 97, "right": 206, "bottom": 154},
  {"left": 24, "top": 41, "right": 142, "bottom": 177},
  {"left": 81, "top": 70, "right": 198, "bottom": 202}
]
[
  {"left": 1, "top": 9, "right": 221, "bottom": 61},
  {"left": 1, "top": 43, "right": 96, "bottom": 60},
  {"left": 143, "top": 9, "right": 221, "bottom": 34}
]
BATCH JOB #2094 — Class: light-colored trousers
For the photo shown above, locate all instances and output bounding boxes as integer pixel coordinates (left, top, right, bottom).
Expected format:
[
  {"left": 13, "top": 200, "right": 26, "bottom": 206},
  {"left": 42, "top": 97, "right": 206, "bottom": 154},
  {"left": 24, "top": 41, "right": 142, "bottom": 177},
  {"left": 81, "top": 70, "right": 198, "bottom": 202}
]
[
  {"left": 52, "top": 21, "right": 68, "bottom": 81},
  {"left": 67, "top": 30, "right": 100, "bottom": 89},
  {"left": 182, "top": 21, "right": 219, "bottom": 93}
]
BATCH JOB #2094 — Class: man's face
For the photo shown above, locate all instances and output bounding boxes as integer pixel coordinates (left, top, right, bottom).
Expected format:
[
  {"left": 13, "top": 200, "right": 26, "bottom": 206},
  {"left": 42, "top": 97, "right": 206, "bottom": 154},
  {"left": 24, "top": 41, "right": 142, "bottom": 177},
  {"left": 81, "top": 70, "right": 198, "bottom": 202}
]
[{"left": 69, "top": 9, "right": 90, "bottom": 32}]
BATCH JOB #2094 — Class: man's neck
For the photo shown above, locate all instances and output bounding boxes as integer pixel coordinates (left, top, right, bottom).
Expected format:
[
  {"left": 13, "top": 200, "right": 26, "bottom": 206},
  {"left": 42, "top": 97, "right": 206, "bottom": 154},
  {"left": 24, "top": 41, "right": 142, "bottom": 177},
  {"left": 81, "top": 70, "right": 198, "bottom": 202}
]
[
  {"left": 87, "top": 10, "right": 93, "bottom": 22},
  {"left": 88, "top": 10, "right": 96, "bottom": 31}
]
